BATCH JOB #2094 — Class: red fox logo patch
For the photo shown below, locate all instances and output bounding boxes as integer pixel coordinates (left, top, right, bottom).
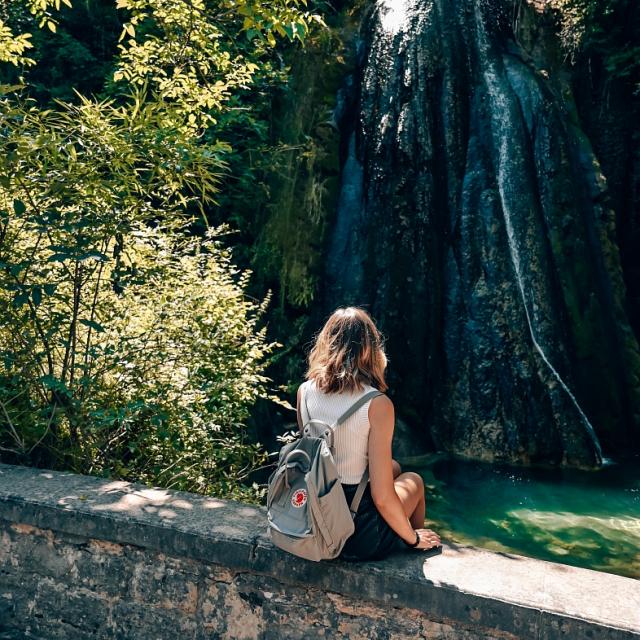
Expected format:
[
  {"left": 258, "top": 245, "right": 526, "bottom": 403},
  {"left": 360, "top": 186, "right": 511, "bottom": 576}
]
[{"left": 291, "top": 488, "right": 307, "bottom": 508}]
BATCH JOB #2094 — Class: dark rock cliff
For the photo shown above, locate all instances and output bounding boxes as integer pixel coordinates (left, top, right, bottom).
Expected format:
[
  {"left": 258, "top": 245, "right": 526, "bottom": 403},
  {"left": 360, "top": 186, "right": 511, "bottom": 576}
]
[{"left": 323, "top": 0, "right": 640, "bottom": 467}]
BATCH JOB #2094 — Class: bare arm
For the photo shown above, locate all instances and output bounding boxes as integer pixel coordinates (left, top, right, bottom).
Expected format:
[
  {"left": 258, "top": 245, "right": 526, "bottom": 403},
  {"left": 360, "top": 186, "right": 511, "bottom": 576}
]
[{"left": 367, "top": 394, "right": 417, "bottom": 544}]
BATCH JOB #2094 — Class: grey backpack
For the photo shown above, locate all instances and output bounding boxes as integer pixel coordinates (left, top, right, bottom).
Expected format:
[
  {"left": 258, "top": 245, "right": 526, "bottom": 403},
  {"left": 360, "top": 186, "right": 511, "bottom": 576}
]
[{"left": 266, "top": 387, "right": 383, "bottom": 562}]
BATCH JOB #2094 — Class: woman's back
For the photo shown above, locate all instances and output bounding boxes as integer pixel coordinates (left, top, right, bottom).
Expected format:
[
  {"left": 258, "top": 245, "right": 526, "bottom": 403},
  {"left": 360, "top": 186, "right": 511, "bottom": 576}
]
[
  {"left": 295, "top": 306, "right": 440, "bottom": 560},
  {"left": 299, "top": 378, "right": 377, "bottom": 485}
]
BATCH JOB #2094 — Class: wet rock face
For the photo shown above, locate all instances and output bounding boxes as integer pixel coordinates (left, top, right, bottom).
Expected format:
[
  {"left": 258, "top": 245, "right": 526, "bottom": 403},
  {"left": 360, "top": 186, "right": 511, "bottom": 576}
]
[{"left": 324, "top": 0, "right": 640, "bottom": 467}]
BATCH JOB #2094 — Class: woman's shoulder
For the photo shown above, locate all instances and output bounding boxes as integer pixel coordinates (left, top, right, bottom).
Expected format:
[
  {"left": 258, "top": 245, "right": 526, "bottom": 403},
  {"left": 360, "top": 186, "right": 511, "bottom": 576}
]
[
  {"left": 297, "top": 379, "right": 317, "bottom": 403},
  {"left": 299, "top": 378, "right": 314, "bottom": 393},
  {"left": 368, "top": 389, "right": 393, "bottom": 413},
  {"left": 362, "top": 380, "right": 388, "bottom": 396}
]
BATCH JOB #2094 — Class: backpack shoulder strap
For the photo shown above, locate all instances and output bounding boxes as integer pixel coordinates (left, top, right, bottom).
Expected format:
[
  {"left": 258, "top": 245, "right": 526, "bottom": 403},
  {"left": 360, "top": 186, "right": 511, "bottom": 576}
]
[
  {"left": 348, "top": 467, "right": 370, "bottom": 518},
  {"left": 333, "top": 389, "right": 383, "bottom": 428},
  {"left": 338, "top": 389, "right": 382, "bottom": 516}
]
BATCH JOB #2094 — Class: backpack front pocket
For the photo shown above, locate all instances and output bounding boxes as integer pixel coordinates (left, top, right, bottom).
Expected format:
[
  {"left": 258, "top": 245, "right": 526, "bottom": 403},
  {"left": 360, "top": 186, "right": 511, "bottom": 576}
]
[
  {"left": 267, "top": 470, "right": 312, "bottom": 537},
  {"left": 311, "top": 479, "right": 355, "bottom": 553}
]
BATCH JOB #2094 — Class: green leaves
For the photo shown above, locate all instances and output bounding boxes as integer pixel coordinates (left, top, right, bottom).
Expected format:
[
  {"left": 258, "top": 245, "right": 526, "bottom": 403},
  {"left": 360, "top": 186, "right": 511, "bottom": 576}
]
[
  {"left": 0, "top": 0, "right": 329, "bottom": 502},
  {"left": 8, "top": 282, "right": 54, "bottom": 308},
  {"left": 0, "top": 261, "right": 28, "bottom": 277},
  {"left": 1, "top": 207, "right": 277, "bottom": 501},
  {"left": 0, "top": 76, "right": 278, "bottom": 505},
  {"left": 78, "top": 318, "right": 105, "bottom": 333},
  {"left": 112, "top": 0, "right": 325, "bottom": 129},
  {"left": 31, "top": 286, "right": 42, "bottom": 306},
  {"left": 39, "top": 374, "right": 70, "bottom": 394},
  {"left": 11, "top": 291, "right": 30, "bottom": 308},
  {"left": 0, "top": 0, "right": 71, "bottom": 67},
  {"left": 46, "top": 253, "right": 72, "bottom": 263}
]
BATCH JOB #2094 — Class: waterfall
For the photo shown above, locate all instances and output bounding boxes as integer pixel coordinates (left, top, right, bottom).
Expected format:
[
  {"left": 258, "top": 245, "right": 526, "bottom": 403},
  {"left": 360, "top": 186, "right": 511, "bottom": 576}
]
[
  {"left": 473, "top": 3, "right": 604, "bottom": 464},
  {"left": 323, "top": 0, "right": 640, "bottom": 466},
  {"left": 325, "top": 131, "right": 366, "bottom": 306}
]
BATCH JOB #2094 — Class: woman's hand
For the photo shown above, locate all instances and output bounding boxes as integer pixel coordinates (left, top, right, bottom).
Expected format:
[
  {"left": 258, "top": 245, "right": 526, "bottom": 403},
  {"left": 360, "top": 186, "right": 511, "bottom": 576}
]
[{"left": 413, "top": 528, "right": 441, "bottom": 550}]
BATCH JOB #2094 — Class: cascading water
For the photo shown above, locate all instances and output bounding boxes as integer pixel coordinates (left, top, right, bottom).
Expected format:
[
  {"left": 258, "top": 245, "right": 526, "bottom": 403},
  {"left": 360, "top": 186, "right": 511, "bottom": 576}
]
[
  {"left": 472, "top": 2, "right": 603, "bottom": 464},
  {"left": 326, "top": 131, "right": 366, "bottom": 303},
  {"left": 323, "top": 0, "right": 640, "bottom": 467}
]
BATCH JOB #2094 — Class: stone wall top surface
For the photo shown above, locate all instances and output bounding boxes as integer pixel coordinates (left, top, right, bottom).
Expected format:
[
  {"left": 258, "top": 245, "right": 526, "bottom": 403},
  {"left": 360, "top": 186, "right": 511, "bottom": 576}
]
[{"left": 1, "top": 462, "right": 638, "bottom": 639}]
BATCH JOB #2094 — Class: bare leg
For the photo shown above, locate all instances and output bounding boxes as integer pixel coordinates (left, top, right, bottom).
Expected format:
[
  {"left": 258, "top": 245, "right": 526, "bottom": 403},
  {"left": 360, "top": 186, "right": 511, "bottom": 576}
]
[
  {"left": 392, "top": 459, "right": 402, "bottom": 479},
  {"left": 393, "top": 471, "right": 426, "bottom": 529}
]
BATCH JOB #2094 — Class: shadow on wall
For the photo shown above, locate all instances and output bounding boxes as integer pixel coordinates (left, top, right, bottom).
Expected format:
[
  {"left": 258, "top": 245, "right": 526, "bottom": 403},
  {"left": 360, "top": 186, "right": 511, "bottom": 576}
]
[{"left": 3, "top": 464, "right": 259, "bottom": 540}]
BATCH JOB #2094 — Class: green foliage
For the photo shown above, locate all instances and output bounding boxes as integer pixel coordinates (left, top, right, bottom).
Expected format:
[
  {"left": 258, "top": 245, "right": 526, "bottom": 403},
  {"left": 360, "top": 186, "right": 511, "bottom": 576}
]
[
  {"left": 0, "top": 0, "right": 71, "bottom": 66},
  {"left": 249, "top": 24, "right": 349, "bottom": 310},
  {"left": 112, "top": 0, "right": 325, "bottom": 128},
  {"left": 255, "top": 134, "right": 332, "bottom": 309},
  {"left": 0, "top": 23, "right": 35, "bottom": 66},
  {"left": 0, "top": 92, "right": 279, "bottom": 500},
  {"left": 549, "top": 0, "right": 639, "bottom": 90},
  {"left": 22, "top": 1, "right": 123, "bottom": 103},
  {"left": 0, "top": 0, "right": 330, "bottom": 501}
]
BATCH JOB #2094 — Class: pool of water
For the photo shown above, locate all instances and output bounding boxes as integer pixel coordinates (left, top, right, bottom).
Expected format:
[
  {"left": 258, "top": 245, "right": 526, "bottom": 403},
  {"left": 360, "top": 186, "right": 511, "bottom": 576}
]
[{"left": 402, "top": 453, "right": 640, "bottom": 579}]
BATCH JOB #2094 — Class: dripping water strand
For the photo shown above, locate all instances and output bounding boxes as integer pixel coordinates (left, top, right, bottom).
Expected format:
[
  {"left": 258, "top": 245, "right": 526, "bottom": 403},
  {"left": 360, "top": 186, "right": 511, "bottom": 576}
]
[
  {"left": 472, "top": 2, "right": 603, "bottom": 464},
  {"left": 500, "top": 193, "right": 604, "bottom": 463}
]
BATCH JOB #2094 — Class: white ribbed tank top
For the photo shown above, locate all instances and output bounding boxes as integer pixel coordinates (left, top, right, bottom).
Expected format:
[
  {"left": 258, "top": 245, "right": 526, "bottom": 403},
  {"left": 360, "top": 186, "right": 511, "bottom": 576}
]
[{"left": 300, "top": 378, "right": 378, "bottom": 484}]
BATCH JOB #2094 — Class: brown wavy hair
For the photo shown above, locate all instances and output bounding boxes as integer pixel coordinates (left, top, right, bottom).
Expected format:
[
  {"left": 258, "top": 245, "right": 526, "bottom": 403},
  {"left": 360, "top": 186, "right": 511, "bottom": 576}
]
[{"left": 305, "top": 307, "right": 388, "bottom": 393}]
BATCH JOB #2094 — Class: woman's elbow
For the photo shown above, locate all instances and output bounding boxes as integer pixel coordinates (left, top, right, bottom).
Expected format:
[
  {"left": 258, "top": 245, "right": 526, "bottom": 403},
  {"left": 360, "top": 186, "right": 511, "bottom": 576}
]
[{"left": 371, "top": 489, "right": 395, "bottom": 511}]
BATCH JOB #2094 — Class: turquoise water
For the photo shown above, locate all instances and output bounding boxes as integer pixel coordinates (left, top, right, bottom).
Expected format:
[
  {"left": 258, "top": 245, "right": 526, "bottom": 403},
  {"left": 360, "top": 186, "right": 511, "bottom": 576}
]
[{"left": 403, "top": 454, "right": 640, "bottom": 579}]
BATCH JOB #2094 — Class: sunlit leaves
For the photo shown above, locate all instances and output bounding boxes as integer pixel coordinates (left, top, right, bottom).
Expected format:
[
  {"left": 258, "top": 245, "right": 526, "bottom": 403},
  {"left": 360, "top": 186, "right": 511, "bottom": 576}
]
[
  {"left": 0, "top": 0, "right": 326, "bottom": 502},
  {"left": 0, "top": 24, "right": 35, "bottom": 67},
  {"left": 113, "top": 0, "right": 324, "bottom": 129},
  {"left": 0, "top": 0, "right": 72, "bottom": 66},
  {"left": 93, "top": 225, "right": 278, "bottom": 497},
  {"left": 0, "top": 91, "right": 275, "bottom": 500}
]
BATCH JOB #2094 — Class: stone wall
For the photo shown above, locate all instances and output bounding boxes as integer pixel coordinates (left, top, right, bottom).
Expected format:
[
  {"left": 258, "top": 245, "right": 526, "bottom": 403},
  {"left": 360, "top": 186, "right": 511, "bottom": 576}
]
[{"left": 0, "top": 463, "right": 638, "bottom": 639}]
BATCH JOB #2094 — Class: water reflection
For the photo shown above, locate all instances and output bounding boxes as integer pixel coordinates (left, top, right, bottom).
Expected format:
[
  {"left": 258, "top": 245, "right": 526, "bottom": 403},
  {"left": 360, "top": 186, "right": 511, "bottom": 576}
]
[{"left": 405, "top": 454, "right": 640, "bottom": 578}]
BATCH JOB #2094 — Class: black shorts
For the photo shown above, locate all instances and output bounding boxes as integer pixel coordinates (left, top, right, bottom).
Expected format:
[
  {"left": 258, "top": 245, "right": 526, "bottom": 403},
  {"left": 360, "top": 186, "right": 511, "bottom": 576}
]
[{"left": 339, "top": 481, "right": 405, "bottom": 562}]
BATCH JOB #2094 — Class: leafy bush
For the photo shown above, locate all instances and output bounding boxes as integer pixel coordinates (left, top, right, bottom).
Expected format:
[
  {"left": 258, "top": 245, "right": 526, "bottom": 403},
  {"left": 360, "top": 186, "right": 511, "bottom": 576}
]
[
  {"left": 0, "top": 0, "right": 328, "bottom": 502},
  {"left": 0, "top": 91, "right": 279, "bottom": 501}
]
